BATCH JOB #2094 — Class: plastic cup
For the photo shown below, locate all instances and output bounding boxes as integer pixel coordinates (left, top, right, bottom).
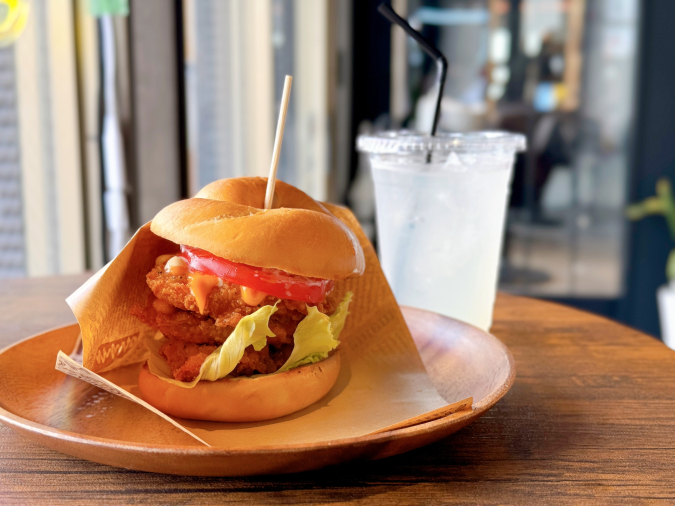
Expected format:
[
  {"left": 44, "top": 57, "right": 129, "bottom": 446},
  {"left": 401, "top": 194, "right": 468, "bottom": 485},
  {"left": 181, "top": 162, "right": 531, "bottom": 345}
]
[{"left": 357, "top": 131, "right": 526, "bottom": 331}]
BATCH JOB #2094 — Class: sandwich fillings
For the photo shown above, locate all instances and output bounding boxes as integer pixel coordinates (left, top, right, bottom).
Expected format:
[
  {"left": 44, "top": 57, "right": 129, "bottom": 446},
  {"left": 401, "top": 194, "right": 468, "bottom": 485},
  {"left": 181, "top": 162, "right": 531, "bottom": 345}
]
[{"left": 131, "top": 250, "right": 350, "bottom": 385}]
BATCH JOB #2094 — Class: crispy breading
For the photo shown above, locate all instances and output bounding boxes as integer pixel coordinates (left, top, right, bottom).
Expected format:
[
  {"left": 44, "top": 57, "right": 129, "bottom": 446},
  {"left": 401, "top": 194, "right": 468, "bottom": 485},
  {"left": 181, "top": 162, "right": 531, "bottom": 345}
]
[
  {"left": 130, "top": 302, "right": 233, "bottom": 344},
  {"left": 130, "top": 293, "right": 304, "bottom": 348},
  {"left": 130, "top": 260, "right": 338, "bottom": 381},
  {"left": 158, "top": 338, "right": 218, "bottom": 382},
  {"left": 158, "top": 338, "right": 292, "bottom": 381},
  {"left": 145, "top": 264, "right": 339, "bottom": 324}
]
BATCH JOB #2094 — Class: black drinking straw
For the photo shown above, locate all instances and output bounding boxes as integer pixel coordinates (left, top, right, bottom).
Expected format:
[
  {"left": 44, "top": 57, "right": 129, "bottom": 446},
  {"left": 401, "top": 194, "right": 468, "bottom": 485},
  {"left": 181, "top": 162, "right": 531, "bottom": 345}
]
[
  {"left": 376, "top": 3, "right": 449, "bottom": 284},
  {"left": 378, "top": 1, "right": 448, "bottom": 137}
]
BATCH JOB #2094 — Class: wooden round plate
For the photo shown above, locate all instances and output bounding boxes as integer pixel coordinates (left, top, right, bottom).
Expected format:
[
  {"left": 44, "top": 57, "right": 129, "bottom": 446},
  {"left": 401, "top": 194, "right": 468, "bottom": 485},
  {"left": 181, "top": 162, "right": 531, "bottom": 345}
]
[{"left": 0, "top": 307, "right": 515, "bottom": 476}]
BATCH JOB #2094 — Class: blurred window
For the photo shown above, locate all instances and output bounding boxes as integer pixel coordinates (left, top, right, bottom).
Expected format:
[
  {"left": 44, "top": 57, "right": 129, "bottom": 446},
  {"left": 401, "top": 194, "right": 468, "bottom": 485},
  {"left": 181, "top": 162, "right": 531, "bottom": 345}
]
[
  {"left": 11, "top": 0, "right": 86, "bottom": 277},
  {"left": 0, "top": 47, "right": 24, "bottom": 277},
  {"left": 182, "top": 0, "right": 351, "bottom": 202},
  {"left": 390, "top": 0, "right": 640, "bottom": 298},
  {"left": 0, "top": 0, "right": 355, "bottom": 277}
]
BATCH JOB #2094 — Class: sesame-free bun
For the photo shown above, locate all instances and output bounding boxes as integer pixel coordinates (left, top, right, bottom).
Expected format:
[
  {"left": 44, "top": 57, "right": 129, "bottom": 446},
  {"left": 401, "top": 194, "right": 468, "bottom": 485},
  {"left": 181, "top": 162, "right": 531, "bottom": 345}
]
[
  {"left": 138, "top": 352, "right": 341, "bottom": 422},
  {"left": 150, "top": 177, "right": 365, "bottom": 280}
]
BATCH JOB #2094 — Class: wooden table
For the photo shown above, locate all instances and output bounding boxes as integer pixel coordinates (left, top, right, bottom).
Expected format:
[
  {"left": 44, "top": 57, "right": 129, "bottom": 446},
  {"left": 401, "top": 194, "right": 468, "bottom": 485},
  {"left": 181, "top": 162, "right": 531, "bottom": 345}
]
[{"left": 1, "top": 275, "right": 675, "bottom": 504}]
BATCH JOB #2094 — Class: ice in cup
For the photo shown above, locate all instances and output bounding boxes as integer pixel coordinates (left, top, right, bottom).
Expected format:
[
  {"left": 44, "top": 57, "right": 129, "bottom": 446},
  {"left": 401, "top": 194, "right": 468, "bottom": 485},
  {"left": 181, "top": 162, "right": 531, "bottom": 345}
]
[{"left": 357, "top": 131, "right": 526, "bottom": 331}]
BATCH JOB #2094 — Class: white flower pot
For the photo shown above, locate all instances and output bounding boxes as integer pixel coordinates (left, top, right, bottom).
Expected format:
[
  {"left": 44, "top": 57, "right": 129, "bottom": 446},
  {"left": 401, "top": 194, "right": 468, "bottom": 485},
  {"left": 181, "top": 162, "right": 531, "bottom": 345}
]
[{"left": 657, "top": 282, "right": 675, "bottom": 350}]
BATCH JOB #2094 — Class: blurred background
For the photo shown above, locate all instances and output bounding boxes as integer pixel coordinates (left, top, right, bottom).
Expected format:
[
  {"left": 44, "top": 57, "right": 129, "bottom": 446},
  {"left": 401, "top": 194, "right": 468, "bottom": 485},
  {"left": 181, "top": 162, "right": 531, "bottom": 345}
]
[{"left": 1, "top": 0, "right": 674, "bottom": 339}]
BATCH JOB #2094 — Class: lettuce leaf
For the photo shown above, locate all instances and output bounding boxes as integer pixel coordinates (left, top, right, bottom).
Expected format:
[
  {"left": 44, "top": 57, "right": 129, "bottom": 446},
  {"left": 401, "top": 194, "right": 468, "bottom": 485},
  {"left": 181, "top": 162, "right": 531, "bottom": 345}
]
[
  {"left": 147, "top": 292, "right": 352, "bottom": 387},
  {"left": 147, "top": 303, "right": 278, "bottom": 388},
  {"left": 276, "top": 291, "right": 352, "bottom": 372}
]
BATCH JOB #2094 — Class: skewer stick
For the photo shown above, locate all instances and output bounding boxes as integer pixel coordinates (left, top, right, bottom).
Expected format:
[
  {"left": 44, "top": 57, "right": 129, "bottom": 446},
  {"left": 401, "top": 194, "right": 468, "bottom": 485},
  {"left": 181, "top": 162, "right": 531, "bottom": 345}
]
[{"left": 264, "top": 75, "right": 293, "bottom": 210}]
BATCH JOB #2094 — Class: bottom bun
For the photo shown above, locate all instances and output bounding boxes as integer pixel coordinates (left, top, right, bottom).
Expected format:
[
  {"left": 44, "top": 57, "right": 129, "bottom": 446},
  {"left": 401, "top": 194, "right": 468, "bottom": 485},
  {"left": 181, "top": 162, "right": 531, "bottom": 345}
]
[{"left": 138, "top": 352, "right": 341, "bottom": 422}]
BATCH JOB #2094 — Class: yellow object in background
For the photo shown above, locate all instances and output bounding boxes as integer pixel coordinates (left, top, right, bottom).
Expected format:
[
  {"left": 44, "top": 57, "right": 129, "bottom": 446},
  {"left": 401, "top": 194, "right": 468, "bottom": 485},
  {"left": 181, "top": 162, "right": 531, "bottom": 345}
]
[
  {"left": 553, "top": 83, "right": 568, "bottom": 107},
  {"left": 0, "top": 0, "right": 28, "bottom": 47}
]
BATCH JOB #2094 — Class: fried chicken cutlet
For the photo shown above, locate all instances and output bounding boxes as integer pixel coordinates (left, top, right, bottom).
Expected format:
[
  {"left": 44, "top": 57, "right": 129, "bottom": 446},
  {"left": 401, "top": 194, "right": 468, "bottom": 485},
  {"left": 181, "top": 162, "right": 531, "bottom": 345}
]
[{"left": 131, "top": 257, "right": 339, "bottom": 381}]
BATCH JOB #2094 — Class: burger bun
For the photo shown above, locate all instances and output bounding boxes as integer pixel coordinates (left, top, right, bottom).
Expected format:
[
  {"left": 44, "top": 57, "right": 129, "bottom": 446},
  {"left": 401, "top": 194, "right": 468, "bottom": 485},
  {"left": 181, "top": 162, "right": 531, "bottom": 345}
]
[{"left": 138, "top": 352, "right": 341, "bottom": 422}]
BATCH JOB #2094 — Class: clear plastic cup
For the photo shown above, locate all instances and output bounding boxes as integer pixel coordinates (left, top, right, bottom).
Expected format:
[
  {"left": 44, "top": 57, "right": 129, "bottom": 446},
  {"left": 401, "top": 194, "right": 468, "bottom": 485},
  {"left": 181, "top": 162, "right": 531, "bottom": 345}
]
[{"left": 357, "top": 131, "right": 526, "bottom": 331}]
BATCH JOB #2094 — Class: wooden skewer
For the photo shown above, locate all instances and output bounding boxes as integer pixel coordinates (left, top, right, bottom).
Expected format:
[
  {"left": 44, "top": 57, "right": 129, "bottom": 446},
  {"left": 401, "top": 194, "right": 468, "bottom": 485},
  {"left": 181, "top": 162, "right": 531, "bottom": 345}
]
[{"left": 264, "top": 75, "right": 293, "bottom": 210}]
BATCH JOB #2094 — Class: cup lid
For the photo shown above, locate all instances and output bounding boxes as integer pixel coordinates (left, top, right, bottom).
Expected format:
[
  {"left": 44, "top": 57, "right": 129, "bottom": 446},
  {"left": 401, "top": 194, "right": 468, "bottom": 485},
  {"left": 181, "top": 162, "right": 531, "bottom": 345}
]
[{"left": 357, "top": 130, "right": 527, "bottom": 154}]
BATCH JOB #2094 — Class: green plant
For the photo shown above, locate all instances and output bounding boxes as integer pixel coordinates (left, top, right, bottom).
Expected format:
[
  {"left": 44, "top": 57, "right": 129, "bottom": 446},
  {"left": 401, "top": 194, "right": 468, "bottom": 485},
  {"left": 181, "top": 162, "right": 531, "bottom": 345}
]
[{"left": 627, "top": 178, "right": 675, "bottom": 281}]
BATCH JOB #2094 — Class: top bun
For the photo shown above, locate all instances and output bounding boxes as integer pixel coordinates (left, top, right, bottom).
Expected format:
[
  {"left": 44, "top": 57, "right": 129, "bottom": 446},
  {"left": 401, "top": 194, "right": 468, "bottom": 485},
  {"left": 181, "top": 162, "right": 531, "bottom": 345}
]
[{"left": 150, "top": 177, "right": 365, "bottom": 280}]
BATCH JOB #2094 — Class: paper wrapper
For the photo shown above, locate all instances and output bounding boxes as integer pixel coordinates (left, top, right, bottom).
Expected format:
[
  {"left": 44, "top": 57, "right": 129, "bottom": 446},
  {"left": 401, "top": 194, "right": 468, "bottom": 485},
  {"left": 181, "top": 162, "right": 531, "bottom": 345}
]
[{"left": 58, "top": 204, "right": 471, "bottom": 447}]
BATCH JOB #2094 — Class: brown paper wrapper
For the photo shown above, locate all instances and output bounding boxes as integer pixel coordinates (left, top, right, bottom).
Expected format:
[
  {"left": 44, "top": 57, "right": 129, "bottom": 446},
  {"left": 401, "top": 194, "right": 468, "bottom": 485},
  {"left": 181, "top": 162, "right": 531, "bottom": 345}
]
[{"left": 59, "top": 204, "right": 471, "bottom": 448}]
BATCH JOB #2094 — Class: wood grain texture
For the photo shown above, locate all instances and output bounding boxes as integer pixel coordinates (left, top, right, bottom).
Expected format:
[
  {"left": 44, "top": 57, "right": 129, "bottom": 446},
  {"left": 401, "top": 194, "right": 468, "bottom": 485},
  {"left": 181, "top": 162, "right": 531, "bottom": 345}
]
[
  {"left": 1, "top": 275, "right": 675, "bottom": 503},
  {"left": 0, "top": 297, "right": 514, "bottom": 475}
]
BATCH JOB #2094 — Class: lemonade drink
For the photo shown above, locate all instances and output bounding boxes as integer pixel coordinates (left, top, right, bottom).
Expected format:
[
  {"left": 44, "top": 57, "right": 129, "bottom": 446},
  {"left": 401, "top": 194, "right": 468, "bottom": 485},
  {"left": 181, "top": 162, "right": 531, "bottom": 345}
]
[{"left": 358, "top": 131, "right": 525, "bottom": 331}]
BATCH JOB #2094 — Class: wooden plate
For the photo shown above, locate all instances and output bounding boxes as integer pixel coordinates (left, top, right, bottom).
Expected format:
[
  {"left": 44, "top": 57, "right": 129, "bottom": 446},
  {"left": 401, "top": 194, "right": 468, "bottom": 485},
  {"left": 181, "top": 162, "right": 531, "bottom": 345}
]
[{"left": 0, "top": 307, "right": 515, "bottom": 476}]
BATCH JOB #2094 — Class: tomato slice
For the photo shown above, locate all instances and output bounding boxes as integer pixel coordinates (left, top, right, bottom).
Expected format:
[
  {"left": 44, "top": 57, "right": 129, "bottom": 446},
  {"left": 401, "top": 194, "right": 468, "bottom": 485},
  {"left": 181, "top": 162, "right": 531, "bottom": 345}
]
[{"left": 179, "top": 245, "right": 334, "bottom": 304}]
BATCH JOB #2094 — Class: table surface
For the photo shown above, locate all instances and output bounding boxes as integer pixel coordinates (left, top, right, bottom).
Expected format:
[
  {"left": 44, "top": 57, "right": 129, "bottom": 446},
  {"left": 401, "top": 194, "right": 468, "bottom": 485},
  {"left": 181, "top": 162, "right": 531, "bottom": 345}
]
[{"left": 1, "top": 275, "right": 675, "bottom": 504}]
